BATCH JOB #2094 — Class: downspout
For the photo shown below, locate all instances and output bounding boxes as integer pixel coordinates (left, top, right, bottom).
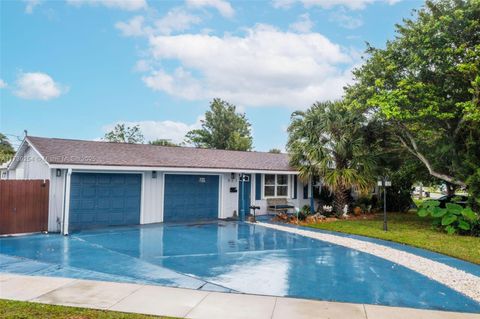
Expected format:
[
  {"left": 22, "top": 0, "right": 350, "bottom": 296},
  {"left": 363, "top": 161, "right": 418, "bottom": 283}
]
[
  {"left": 62, "top": 168, "right": 72, "bottom": 236},
  {"left": 240, "top": 173, "right": 245, "bottom": 221}
]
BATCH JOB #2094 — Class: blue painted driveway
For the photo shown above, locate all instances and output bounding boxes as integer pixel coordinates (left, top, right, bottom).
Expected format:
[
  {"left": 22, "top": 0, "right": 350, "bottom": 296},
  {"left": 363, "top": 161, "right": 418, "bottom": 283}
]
[{"left": 0, "top": 221, "right": 479, "bottom": 313}]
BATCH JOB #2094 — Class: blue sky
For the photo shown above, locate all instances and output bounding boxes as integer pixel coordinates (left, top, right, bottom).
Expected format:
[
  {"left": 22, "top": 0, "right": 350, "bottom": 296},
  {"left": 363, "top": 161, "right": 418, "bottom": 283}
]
[{"left": 0, "top": 0, "right": 423, "bottom": 151}]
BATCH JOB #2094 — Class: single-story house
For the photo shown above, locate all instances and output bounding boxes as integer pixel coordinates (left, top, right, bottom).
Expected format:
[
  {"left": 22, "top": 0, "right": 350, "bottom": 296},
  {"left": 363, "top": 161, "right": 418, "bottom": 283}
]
[{"left": 6, "top": 136, "right": 313, "bottom": 235}]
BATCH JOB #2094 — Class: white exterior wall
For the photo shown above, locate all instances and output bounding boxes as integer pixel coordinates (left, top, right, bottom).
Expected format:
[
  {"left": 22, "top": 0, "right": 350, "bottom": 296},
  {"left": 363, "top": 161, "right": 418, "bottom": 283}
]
[
  {"left": 13, "top": 146, "right": 49, "bottom": 180},
  {"left": 48, "top": 168, "right": 66, "bottom": 232},
  {"left": 141, "top": 171, "right": 164, "bottom": 224},
  {"left": 295, "top": 180, "right": 312, "bottom": 209},
  {"left": 220, "top": 173, "right": 238, "bottom": 219}
]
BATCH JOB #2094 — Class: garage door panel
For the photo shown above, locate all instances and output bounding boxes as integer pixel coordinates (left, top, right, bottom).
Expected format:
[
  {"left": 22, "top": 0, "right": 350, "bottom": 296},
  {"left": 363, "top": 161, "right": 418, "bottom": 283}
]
[
  {"left": 79, "top": 213, "right": 95, "bottom": 223},
  {"left": 82, "top": 187, "right": 95, "bottom": 197},
  {"left": 125, "top": 198, "right": 139, "bottom": 209},
  {"left": 82, "top": 175, "right": 96, "bottom": 184},
  {"left": 69, "top": 173, "right": 141, "bottom": 230},
  {"left": 97, "top": 187, "right": 110, "bottom": 196},
  {"left": 163, "top": 174, "right": 219, "bottom": 222}
]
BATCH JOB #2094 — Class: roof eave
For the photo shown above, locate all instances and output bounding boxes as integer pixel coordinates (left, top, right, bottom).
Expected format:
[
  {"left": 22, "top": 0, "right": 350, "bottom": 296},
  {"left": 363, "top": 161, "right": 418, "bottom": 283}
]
[
  {"left": 49, "top": 163, "right": 298, "bottom": 174},
  {"left": 7, "top": 137, "right": 51, "bottom": 171}
]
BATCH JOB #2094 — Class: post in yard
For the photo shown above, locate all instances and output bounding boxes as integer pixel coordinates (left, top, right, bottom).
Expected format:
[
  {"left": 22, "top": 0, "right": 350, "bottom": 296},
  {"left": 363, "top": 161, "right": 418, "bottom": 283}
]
[
  {"left": 378, "top": 177, "right": 391, "bottom": 231},
  {"left": 383, "top": 181, "right": 387, "bottom": 231}
]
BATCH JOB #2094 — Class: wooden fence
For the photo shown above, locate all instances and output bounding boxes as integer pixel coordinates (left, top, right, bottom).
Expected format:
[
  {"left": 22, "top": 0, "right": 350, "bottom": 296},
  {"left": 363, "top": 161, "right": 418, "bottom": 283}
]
[{"left": 0, "top": 180, "right": 49, "bottom": 235}]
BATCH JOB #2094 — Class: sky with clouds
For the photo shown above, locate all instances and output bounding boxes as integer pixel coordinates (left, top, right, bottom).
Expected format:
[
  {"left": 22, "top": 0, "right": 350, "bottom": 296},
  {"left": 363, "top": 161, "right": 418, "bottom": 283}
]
[{"left": 1, "top": 0, "right": 423, "bottom": 150}]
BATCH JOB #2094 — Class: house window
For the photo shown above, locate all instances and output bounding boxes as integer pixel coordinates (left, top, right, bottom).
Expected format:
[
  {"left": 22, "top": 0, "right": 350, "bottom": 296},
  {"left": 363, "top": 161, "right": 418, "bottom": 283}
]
[{"left": 264, "top": 174, "right": 289, "bottom": 197}]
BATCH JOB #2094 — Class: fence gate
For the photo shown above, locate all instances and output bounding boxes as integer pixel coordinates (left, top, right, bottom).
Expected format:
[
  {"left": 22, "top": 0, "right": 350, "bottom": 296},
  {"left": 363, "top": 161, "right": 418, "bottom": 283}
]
[{"left": 0, "top": 180, "right": 49, "bottom": 235}]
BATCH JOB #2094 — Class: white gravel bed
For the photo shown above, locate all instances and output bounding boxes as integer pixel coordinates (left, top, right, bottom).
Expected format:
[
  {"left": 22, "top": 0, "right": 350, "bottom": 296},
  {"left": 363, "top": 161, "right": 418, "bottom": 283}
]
[{"left": 255, "top": 222, "right": 480, "bottom": 303}]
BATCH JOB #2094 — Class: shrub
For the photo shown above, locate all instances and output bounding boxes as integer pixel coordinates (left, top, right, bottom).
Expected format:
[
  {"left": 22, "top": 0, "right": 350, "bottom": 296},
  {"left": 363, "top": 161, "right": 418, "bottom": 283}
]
[
  {"left": 355, "top": 196, "right": 372, "bottom": 212},
  {"left": 316, "top": 186, "right": 334, "bottom": 205},
  {"left": 297, "top": 205, "right": 311, "bottom": 221},
  {"left": 353, "top": 206, "right": 363, "bottom": 216},
  {"left": 417, "top": 200, "right": 479, "bottom": 236}
]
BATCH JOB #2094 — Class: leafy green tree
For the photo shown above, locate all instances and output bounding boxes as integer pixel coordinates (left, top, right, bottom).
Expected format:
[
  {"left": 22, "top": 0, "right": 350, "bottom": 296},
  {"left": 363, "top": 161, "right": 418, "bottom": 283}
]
[
  {"left": 104, "top": 124, "right": 144, "bottom": 143},
  {"left": 186, "top": 98, "right": 253, "bottom": 151},
  {"left": 287, "top": 101, "right": 376, "bottom": 215},
  {"left": 149, "top": 139, "right": 179, "bottom": 147},
  {"left": 360, "top": 117, "right": 435, "bottom": 211},
  {"left": 346, "top": 0, "right": 480, "bottom": 195},
  {"left": 0, "top": 133, "right": 15, "bottom": 164},
  {"left": 268, "top": 148, "right": 281, "bottom": 154}
]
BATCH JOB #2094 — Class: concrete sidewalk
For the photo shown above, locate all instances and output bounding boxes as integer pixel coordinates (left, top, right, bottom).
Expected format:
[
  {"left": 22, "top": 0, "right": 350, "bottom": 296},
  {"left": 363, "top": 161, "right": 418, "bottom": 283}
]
[{"left": 0, "top": 273, "right": 478, "bottom": 319}]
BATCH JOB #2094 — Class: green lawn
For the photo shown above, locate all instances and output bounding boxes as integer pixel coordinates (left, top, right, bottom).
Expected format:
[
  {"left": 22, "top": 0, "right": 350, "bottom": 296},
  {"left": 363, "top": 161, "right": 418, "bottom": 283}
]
[
  {"left": 0, "top": 299, "right": 176, "bottom": 319},
  {"left": 305, "top": 212, "right": 480, "bottom": 264}
]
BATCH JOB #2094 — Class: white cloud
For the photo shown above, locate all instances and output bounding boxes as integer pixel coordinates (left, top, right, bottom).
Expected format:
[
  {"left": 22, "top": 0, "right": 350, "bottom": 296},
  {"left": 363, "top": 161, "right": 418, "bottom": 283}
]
[
  {"left": 102, "top": 117, "right": 203, "bottom": 144},
  {"left": 66, "top": 0, "right": 147, "bottom": 11},
  {"left": 154, "top": 8, "right": 202, "bottom": 35},
  {"left": 141, "top": 24, "right": 355, "bottom": 109},
  {"left": 24, "top": 0, "right": 41, "bottom": 14},
  {"left": 143, "top": 67, "right": 204, "bottom": 100},
  {"left": 115, "top": 16, "right": 149, "bottom": 37},
  {"left": 330, "top": 9, "right": 363, "bottom": 29},
  {"left": 272, "top": 0, "right": 400, "bottom": 10},
  {"left": 134, "top": 59, "right": 152, "bottom": 72},
  {"left": 115, "top": 8, "right": 201, "bottom": 37},
  {"left": 0, "top": 79, "right": 7, "bottom": 89},
  {"left": 289, "top": 13, "right": 314, "bottom": 33},
  {"left": 13, "top": 72, "right": 67, "bottom": 100},
  {"left": 272, "top": 0, "right": 296, "bottom": 9},
  {"left": 186, "top": 0, "right": 234, "bottom": 17}
]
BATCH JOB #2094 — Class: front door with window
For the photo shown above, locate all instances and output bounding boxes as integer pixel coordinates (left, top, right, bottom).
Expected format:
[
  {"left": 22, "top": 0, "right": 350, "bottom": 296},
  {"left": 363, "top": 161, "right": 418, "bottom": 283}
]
[{"left": 238, "top": 174, "right": 251, "bottom": 220}]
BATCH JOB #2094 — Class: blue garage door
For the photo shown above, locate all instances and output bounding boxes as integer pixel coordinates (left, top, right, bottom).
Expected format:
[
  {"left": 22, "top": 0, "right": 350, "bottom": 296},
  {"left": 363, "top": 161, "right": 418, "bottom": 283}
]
[
  {"left": 69, "top": 173, "right": 141, "bottom": 230},
  {"left": 164, "top": 174, "right": 219, "bottom": 222}
]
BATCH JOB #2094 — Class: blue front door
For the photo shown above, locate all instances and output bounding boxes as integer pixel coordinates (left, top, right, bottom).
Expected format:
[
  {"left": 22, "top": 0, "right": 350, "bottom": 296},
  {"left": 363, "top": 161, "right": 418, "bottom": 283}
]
[
  {"left": 163, "top": 174, "right": 219, "bottom": 222},
  {"left": 238, "top": 174, "right": 251, "bottom": 220},
  {"left": 69, "top": 173, "right": 142, "bottom": 230}
]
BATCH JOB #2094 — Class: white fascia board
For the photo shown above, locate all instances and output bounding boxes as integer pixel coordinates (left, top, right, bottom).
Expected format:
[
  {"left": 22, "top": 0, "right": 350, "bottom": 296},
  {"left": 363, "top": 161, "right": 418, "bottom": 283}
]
[
  {"left": 26, "top": 137, "right": 51, "bottom": 168},
  {"left": 7, "top": 137, "right": 51, "bottom": 170},
  {"left": 49, "top": 164, "right": 298, "bottom": 175},
  {"left": 6, "top": 139, "right": 27, "bottom": 170}
]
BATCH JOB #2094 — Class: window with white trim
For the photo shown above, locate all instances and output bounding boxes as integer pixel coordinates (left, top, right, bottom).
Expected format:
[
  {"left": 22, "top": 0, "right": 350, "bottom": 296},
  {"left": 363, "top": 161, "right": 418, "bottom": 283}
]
[{"left": 264, "top": 174, "right": 289, "bottom": 197}]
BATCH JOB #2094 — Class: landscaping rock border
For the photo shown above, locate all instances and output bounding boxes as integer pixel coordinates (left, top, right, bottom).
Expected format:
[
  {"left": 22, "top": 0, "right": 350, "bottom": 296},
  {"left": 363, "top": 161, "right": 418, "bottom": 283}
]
[{"left": 255, "top": 222, "right": 480, "bottom": 303}]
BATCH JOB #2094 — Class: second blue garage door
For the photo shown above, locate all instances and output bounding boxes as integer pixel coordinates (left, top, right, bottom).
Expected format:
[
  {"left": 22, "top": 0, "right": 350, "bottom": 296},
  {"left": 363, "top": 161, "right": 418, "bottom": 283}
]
[
  {"left": 69, "top": 173, "right": 142, "bottom": 230},
  {"left": 163, "top": 174, "right": 219, "bottom": 222}
]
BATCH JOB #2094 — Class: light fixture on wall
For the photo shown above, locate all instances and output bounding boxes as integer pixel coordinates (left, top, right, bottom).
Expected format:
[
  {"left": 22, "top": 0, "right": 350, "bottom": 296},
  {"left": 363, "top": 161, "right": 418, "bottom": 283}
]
[
  {"left": 231, "top": 173, "right": 235, "bottom": 180},
  {"left": 152, "top": 171, "right": 157, "bottom": 179},
  {"left": 56, "top": 169, "right": 62, "bottom": 177}
]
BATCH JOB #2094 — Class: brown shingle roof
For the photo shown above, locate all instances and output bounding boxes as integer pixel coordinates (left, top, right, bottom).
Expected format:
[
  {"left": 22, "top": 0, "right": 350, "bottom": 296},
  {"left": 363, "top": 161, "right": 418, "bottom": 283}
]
[{"left": 27, "top": 136, "right": 295, "bottom": 172}]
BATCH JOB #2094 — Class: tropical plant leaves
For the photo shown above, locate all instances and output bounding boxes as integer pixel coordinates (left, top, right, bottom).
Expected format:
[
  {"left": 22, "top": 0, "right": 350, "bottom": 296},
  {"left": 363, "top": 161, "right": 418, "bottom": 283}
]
[
  {"left": 418, "top": 200, "right": 478, "bottom": 235},
  {"left": 441, "top": 213, "right": 457, "bottom": 226},
  {"left": 417, "top": 208, "right": 429, "bottom": 217},
  {"left": 431, "top": 207, "right": 447, "bottom": 218},
  {"left": 423, "top": 200, "right": 440, "bottom": 208},
  {"left": 461, "top": 207, "right": 478, "bottom": 221},
  {"left": 457, "top": 219, "right": 471, "bottom": 231},
  {"left": 445, "top": 225, "right": 457, "bottom": 235},
  {"left": 445, "top": 203, "right": 463, "bottom": 214}
]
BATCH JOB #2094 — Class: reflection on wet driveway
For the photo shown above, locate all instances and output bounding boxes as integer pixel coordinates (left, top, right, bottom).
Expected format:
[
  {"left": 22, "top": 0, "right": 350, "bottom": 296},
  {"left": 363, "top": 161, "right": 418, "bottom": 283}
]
[{"left": 1, "top": 221, "right": 479, "bottom": 313}]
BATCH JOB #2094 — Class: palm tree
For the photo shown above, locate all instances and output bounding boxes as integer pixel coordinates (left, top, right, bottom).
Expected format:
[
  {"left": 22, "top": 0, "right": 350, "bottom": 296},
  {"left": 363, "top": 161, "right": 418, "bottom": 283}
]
[
  {"left": 287, "top": 101, "right": 376, "bottom": 215},
  {"left": 0, "top": 133, "right": 15, "bottom": 164}
]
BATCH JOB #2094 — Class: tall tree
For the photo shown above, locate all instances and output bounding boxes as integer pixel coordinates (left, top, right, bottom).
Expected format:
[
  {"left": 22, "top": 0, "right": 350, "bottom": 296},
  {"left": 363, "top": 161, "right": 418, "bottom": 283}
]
[
  {"left": 0, "top": 133, "right": 15, "bottom": 164},
  {"left": 186, "top": 98, "right": 253, "bottom": 151},
  {"left": 346, "top": 0, "right": 480, "bottom": 194},
  {"left": 104, "top": 124, "right": 144, "bottom": 144},
  {"left": 287, "top": 101, "right": 376, "bottom": 215},
  {"left": 149, "top": 139, "right": 179, "bottom": 147},
  {"left": 268, "top": 148, "right": 281, "bottom": 154}
]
